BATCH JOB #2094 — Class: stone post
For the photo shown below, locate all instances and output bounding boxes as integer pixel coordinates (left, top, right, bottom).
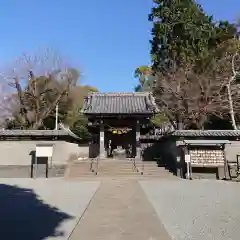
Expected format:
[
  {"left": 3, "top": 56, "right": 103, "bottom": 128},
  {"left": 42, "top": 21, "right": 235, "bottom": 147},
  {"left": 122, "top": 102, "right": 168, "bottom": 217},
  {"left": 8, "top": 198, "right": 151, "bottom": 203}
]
[
  {"left": 223, "top": 143, "right": 229, "bottom": 180},
  {"left": 99, "top": 120, "right": 105, "bottom": 159},
  {"left": 136, "top": 120, "right": 141, "bottom": 160}
]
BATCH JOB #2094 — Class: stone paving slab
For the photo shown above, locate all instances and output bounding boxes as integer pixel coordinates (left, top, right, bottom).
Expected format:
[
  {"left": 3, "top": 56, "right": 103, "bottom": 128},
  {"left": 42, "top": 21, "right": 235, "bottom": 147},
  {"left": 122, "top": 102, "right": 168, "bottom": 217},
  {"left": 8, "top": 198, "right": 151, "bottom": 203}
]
[
  {"left": 69, "top": 179, "right": 171, "bottom": 240},
  {"left": 140, "top": 179, "right": 240, "bottom": 240},
  {"left": 0, "top": 178, "right": 100, "bottom": 240}
]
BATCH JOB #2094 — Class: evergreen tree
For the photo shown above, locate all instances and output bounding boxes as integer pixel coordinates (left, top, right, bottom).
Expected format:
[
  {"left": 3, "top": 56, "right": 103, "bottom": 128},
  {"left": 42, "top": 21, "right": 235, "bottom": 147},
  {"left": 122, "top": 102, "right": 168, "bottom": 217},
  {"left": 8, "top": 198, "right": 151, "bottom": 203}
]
[{"left": 149, "top": 0, "right": 237, "bottom": 72}]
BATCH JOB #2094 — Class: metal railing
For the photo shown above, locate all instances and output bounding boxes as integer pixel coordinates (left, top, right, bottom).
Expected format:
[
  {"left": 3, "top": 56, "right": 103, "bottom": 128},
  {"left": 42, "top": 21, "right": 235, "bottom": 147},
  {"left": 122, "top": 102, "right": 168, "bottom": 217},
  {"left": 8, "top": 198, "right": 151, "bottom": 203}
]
[
  {"left": 131, "top": 157, "right": 138, "bottom": 172},
  {"left": 95, "top": 156, "right": 99, "bottom": 175},
  {"left": 90, "top": 158, "right": 94, "bottom": 172},
  {"left": 140, "top": 151, "right": 144, "bottom": 175},
  {"left": 89, "top": 157, "right": 99, "bottom": 175}
]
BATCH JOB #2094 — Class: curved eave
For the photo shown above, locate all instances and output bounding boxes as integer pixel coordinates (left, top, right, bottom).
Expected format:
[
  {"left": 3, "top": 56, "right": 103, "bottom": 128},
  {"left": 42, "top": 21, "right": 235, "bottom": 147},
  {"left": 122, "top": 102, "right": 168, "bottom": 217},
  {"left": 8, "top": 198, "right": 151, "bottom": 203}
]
[{"left": 84, "top": 112, "right": 155, "bottom": 118}]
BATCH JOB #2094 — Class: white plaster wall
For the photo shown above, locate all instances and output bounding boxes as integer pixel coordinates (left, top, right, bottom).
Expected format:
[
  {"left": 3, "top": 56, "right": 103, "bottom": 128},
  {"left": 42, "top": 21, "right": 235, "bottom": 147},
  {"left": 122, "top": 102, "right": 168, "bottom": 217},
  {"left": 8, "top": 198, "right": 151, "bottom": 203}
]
[
  {"left": 0, "top": 141, "right": 89, "bottom": 165},
  {"left": 225, "top": 141, "right": 240, "bottom": 162}
]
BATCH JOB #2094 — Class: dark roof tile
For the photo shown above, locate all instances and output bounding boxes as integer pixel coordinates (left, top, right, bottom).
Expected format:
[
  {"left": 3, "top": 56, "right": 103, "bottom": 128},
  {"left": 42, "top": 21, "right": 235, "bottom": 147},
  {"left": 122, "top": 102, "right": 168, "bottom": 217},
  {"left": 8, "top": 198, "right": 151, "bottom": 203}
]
[
  {"left": 0, "top": 129, "right": 80, "bottom": 140},
  {"left": 172, "top": 130, "right": 240, "bottom": 137},
  {"left": 140, "top": 130, "right": 240, "bottom": 140},
  {"left": 82, "top": 92, "right": 159, "bottom": 115}
]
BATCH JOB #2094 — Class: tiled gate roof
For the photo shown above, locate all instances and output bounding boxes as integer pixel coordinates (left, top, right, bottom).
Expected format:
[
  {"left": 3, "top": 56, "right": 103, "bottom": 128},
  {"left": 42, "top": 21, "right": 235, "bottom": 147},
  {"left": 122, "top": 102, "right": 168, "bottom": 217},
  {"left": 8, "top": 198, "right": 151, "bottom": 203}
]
[{"left": 82, "top": 92, "right": 159, "bottom": 115}]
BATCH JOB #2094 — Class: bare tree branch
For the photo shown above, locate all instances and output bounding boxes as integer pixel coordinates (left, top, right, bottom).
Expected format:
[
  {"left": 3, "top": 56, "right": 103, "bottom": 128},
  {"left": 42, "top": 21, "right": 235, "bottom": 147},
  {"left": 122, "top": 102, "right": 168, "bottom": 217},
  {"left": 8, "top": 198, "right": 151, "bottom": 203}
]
[{"left": 0, "top": 48, "right": 76, "bottom": 129}]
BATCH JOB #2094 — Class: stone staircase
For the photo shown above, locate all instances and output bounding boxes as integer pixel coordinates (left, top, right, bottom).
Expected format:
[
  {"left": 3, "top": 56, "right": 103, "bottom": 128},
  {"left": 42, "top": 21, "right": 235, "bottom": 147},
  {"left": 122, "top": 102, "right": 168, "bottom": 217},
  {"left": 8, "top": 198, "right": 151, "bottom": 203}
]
[
  {"left": 64, "top": 158, "right": 176, "bottom": 179},
  {"left": 140, "top": 161, "right": 175, "bottom": 178},
  {"left": 64, "top": 160, "right": 97, "bottom": 178},
  {"left": 47, "top": 165, "right": 66, "bottom": 178},
  {"left": 97, "top": 159, "right": 139, "bottom": 177}
]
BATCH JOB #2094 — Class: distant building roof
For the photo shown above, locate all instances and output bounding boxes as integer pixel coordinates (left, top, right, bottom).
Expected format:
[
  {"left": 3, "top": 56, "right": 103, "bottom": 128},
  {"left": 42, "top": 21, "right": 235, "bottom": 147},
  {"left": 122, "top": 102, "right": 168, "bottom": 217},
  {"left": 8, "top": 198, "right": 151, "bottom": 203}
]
[
  {"left": 171, "top": 130, "right": 240, "bottom": 137},
  {"left": 82, "top": 92, "right": 159, "bottom": 115},
  {"left": 140, "top": 130, "right": 240, "bottom": 140},
  {"left": 176, "top": 140, "right": 231, "bottom": 146},
  {"left": 0, "top": 129, "right": 80, "bottom": 141}
]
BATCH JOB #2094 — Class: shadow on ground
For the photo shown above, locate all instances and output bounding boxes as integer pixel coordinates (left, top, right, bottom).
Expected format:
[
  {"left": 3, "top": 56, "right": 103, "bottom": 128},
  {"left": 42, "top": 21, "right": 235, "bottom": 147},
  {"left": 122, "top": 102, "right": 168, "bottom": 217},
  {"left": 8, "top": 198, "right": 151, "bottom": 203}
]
[{"left": 0, "top": 184, "right": 73, "bottom": 240}]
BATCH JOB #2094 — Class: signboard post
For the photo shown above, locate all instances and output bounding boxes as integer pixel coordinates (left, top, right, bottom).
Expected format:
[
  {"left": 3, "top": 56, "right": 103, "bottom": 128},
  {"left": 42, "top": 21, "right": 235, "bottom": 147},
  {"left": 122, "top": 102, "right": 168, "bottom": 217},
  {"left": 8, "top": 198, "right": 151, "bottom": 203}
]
[
  {"left": 34, "top": 144, "right": 54, "bottom": 179},
  {"left": 185, "top": 154, "right": 192, "bottom": 180}
]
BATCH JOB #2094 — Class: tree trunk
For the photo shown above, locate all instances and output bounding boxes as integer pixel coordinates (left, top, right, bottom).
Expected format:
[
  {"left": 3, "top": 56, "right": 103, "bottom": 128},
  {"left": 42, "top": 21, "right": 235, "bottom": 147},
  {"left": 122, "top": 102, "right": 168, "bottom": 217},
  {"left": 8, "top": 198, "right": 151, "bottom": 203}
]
[
  {"left": 177, "top": 117, "right": 183, "bottom": 130},
  {"left": 176, "top": 81, "right": 183, "bottom": 130},
  {"left": 227, "top": 83, "right": 237, "bottom": 130}
]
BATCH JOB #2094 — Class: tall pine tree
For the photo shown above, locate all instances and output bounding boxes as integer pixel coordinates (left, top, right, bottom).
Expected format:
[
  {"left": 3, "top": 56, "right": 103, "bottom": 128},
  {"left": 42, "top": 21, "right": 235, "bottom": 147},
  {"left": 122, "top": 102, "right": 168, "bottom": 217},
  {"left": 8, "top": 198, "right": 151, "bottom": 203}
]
[{"left": 149, "top": 0, "right": 237, "bottom": 72}]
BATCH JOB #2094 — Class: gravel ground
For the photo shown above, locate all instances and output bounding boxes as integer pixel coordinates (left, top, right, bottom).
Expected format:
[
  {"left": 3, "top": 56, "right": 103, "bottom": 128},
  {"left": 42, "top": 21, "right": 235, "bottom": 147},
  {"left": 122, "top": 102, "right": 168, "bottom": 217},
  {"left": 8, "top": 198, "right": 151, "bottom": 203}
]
[
  {"left": 140, "top": 179, "right": 240, "bottom": 240},
  {"left": 0, "top": 178, "right": 100, "bottom": 240}
]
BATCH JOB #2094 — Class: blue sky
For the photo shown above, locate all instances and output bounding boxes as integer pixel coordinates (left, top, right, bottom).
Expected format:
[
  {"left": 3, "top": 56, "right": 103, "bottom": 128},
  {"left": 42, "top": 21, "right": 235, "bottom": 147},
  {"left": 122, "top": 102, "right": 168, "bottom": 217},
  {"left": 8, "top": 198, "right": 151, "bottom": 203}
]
[{"left": 0, "top": 0, "right": 239, "bottom": 92}]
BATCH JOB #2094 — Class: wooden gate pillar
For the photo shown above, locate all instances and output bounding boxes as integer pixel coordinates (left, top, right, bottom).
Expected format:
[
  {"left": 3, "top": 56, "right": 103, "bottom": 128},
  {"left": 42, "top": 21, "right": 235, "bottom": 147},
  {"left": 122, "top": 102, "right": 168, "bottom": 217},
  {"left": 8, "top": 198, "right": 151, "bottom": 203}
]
[
  {"left": 136, "top": 120, "right": 141, "bottom": 159},
  {"left": 99, "top": 120, "right": 105, "bottom": 159}
]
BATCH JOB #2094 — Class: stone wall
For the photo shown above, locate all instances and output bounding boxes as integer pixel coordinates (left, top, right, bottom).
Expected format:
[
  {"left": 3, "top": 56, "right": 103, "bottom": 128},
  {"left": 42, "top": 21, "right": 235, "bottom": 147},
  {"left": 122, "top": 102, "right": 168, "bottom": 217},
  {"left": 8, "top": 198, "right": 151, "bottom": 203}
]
[
  {"left": 0, "top": 140, "right": 89, "bottom": 166},
  {"left": 225, "top": 141, "right": 240, "bottom": 162},
  {"left": 142, "top": 139, "right": 180, "bottom": 175},
  {"left": 0, "top": 140, "right": 90, "bottom": 178},
  {"left": 142, "top": 139, "right": 240, "bottom": 179}
]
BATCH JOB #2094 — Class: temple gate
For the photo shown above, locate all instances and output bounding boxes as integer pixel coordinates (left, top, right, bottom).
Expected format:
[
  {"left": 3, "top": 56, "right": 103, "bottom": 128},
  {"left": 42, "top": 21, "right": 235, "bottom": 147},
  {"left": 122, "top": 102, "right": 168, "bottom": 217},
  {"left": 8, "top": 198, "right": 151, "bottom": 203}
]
[{"left": 82, "top": 92, "right": 159, "bottom": 160}]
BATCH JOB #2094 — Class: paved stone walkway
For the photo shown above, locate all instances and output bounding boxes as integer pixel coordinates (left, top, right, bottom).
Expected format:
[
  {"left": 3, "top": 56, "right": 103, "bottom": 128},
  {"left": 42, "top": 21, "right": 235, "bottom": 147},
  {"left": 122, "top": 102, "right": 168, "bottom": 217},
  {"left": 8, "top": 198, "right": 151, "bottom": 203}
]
[{"left": 69, "top": 179, "right": 171, "bottom": 240}]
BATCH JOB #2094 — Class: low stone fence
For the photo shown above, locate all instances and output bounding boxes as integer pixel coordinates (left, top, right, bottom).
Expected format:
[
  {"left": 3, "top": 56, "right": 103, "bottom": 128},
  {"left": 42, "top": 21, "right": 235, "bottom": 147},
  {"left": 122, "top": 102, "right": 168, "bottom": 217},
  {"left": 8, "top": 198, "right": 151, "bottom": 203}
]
[
  {"left": 0, "top": 130, "right": 90, "bottom": 178},
  {"left": 0, "top": 141, "right": 90, "bottom": 178},
  {"left": 0, "top": 141, "right": 81, "bottom": 166},
  {"left": 140, "top": 130, "right": 240, "bottom": 180}
]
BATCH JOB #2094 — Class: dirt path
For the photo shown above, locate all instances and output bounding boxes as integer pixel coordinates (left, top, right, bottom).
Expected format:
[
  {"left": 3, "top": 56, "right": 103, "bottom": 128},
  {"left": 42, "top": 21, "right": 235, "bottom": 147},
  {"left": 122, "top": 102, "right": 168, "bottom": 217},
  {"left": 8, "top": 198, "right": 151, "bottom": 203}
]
[{"left": 69, "top": 179, "right": 171, "bottom": 240}]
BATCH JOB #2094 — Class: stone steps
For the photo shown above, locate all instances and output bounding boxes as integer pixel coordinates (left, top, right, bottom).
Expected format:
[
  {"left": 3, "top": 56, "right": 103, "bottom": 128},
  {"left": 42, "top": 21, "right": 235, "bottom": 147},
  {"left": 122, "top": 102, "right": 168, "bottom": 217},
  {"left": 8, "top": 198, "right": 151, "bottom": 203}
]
[
  {"left": 97, "top": 172, "right": 140, "bottom": 177},
  {"left": 65, "top": 175, "right": 177, "bottom": 181},
  {"left": 97, "top": 161, "right": 139, "bottom": 177},
  {"left": 98, "top": 169, "right": 136, "bottom": 172},
  {"left": 142, "top": 168, "right": 172, "bottom": 173},
  {"left": 64, "top": 161, "right": 96, "bottom": 178},
  {"left": 65, "top": 159, "right": 176, "bottom": 179},
  {"left": 138, "top": 162, "right": 175, "bottom": 178}
]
